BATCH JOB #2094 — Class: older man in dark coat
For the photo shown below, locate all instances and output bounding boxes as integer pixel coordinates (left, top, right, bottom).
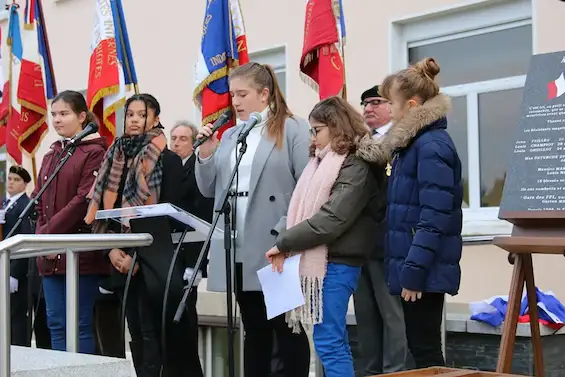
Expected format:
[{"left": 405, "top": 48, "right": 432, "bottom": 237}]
[{"left": 353, "top": 86, "right": 408, "bottom": 376}]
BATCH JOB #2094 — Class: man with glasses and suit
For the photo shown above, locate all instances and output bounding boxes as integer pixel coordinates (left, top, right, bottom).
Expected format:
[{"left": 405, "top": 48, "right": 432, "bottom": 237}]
[{"left": 353, "top": 86, "right": 408, "bottom": 375}]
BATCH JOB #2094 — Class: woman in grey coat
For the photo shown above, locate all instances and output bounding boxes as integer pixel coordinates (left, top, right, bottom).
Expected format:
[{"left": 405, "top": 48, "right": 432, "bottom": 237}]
[{"left": 195, "top": 62, "right": 311, "bottom": 377}]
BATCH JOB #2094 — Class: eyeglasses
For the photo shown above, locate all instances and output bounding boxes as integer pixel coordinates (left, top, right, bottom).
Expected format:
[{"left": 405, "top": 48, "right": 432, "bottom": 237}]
[
  {"left": 309, "top": 125, "right": 327, "bottom": 137},
  {"left": 361, "top": 99, "right": 389, "bottom": 108}
]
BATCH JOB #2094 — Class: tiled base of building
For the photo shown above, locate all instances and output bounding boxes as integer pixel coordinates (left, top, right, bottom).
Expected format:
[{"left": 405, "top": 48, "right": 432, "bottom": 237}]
[{"left": 347, "top": 325, "right": 565, "bottom": 377}]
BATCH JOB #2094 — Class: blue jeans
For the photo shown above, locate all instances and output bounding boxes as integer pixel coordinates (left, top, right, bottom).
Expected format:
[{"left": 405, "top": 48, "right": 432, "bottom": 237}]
[
  {"left": 42, "top": 275, "right": 101, "bottom": 354},
  {"left": 313, "top": 263, "right": 361, "bottom": 377}
]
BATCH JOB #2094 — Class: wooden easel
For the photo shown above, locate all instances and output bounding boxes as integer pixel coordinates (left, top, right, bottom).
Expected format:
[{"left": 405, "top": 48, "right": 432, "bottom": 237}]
[
  {"left": 380, "top": 366, "right": 525, "bottom": 377},
  {"left": 492, "top": 214, "right": 565, "bottom": 377}
]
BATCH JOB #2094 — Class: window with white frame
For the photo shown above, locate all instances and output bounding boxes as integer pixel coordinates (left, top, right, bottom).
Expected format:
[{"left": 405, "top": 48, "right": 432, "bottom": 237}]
[
  {"left": 249, "top": 45, "right": 287, "bottom": 97},
  {"left": 390, "top": 0, "right": 532, "bottom": 236},
  {"left": 193, "top": 46, "right": 287, "bottom": 125},
  {"left": 0, "top": 2, "right": 8, "bottom": 21}
]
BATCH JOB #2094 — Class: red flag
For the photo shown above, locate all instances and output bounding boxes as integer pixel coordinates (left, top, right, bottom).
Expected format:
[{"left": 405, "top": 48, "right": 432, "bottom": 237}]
[
  {"left": 17, "top": 59, "right": 49, "bottom": 156},
  {"left": 300, "top": 0, "right": 344, "bottom": 99}
]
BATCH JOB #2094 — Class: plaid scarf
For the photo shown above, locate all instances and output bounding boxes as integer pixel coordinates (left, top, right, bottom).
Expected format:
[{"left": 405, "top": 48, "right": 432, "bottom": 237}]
[{"left": 85, "top": 127, "right": 167, "bottom": 231}]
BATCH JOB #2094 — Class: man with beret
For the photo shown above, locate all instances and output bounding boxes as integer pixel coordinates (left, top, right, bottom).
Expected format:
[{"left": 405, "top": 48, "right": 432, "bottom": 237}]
[
  {"left": 353, "top": 86, "right": 408, "bottom": 375},
  {"left": 2, "top": 165, "right": 35, "bottom": 346},
  {"left": 360, "top": 85, "right": 393, "bottom": 138}
]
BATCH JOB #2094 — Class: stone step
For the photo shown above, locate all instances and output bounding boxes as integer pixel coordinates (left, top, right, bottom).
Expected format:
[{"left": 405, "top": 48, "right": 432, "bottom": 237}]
[{"left": 11, "top": 346, "right": 132, "bottom": 377}]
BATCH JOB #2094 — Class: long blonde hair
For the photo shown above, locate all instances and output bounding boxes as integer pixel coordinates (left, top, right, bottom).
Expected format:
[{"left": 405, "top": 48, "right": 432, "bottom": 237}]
[{"left": 229, "top": 62, "right": 292, "bottom": 148}]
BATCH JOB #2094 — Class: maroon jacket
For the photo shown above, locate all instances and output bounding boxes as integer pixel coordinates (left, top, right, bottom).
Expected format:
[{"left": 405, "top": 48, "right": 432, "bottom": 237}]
[{"left": 35, "top": 134, "right": 109, "bottom": 276}]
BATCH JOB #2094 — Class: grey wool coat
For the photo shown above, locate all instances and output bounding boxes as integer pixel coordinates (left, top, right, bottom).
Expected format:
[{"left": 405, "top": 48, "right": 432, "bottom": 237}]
[{"left": 195, "top": 116, "right": 311, "bottom": 292}]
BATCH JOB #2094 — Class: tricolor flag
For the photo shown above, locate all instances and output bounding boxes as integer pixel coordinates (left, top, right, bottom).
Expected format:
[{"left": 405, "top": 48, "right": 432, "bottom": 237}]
[
  {"left": 547, "top": 71, "right": 565, "bottom": 101},
  {"left": 5, "top": 4, "right": 24, "bottom": 163},
  {"left": 0, "top": 27, "right": 7, "bottom": 146},
  {"left": 300, "top": 0, "right": 346, "bottom": 99},
  {"left": 470, "top": 288, "right": 565, "bottom": 330},
  {"left": 193, "top": 0, "right": 249, "bottom": 133},
  {"left": 87, "top": 0, "right": 137, "bottom": 142},
  {"left": 16, "top": 0, "right": 57, "bottom": 157}
]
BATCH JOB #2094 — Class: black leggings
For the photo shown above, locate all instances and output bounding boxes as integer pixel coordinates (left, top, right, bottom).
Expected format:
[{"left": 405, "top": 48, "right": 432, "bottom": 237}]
[
  {"left": 235, "top": 263, "right": 311, "bottom": 377},
  {"left": 125, "top": 275, "right": 202, "bottom": 377},
  {"left": 402, "top": 292, "right": 445, "bottom": 368}
]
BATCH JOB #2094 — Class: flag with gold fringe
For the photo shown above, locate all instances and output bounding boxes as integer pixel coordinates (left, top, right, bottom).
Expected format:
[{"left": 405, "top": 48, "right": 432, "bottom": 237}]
[
  {"left": 87, "top": 0, "right": 137, "bottom": 142},
  {"left": 16, "top": 0, "right": 57, "bottom": 157},
  {"left": 300, "top": 0, "right": 346, "bottom": 99},
  {"left": 193, "top": 0, "right": 249, "bottom": 135}
]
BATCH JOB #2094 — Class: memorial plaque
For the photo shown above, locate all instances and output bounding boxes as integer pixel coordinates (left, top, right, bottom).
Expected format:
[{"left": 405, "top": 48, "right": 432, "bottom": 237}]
[{"left": 499, "top": 51, "right": 565, "bottom": 220}]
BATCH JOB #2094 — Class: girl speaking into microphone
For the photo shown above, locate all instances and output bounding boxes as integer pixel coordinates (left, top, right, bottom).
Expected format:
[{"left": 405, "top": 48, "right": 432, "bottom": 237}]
[{"left": 195, "top": 62, "right": 311, "bottom": 377}]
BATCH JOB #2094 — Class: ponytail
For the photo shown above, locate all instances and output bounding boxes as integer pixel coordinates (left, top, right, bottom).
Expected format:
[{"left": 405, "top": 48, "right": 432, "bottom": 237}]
[
  {"left": 229, "top": 62, "right": 292, "bottom": 149},
  {"left": 263, "top": 64, "right": 292, "bottom": 149}
]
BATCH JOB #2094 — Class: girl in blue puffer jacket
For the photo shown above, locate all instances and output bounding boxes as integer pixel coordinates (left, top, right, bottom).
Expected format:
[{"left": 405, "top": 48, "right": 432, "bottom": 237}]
[{"left": 377, "top": 57, "right": 463, "bottom": 368}]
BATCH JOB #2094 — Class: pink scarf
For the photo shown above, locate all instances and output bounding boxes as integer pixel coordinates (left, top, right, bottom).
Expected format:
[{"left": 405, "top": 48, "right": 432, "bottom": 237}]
[{"left": 285, "top": 145, "right": 347, "bottom": 332}]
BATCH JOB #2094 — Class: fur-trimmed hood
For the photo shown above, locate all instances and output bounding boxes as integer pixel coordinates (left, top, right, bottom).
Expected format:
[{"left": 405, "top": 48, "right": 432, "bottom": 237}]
[
  {"left": 361, "top": 93, "right": 452, "bottom": 164},
  {"left": 355, "top": 134, "right": 385, "bottom": 164}
]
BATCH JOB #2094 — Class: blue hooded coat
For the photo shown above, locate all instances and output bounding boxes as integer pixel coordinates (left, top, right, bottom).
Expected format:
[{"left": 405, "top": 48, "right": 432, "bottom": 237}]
[{"left": 377, "top": 94, "right": 463, "bottom": 296}]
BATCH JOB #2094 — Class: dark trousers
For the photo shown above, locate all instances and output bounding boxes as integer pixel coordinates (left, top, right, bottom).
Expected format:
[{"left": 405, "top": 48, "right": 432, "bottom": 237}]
[
  {"left": 28, "top": 259, "right": 51, "bottom": 349},
  {"left": 11, "top": 281, "right": 29, "bottom": 346},
  {"left": 235, "top": 264, "right": 310, "bottom": 377},
  {"left": 353, "top": 260, "right": 407, "bottom": 375},
  {"left": 402, "top": 292, "right": 445, "bottom": 368},
  {"left": 30, "top": 294, "right": 51, "bottom": 349},
  {"left": 94, "top": 294, "right": 125, "bottom": 358},
  {"left": 126, "top": 275, "right": 202, "bottom": 377}
]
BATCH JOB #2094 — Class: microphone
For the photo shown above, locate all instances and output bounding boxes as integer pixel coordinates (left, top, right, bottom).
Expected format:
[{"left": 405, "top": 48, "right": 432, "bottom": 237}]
[
  {"left": 193, "top": 109, "right": 233, "bottom": 149},
  {"left": 237, "top": 112, "right": 262, "bottom": 143},
  {"left": 68, "top": 122, "right": 99, "bottom": 146}
]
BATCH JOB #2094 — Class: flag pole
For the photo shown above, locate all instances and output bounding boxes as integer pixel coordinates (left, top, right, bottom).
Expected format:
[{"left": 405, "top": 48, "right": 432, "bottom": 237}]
[
  {"left": 226, "top": 1, "right": 235, "bottom": 106},
  {"left": 5, "top": 4, "right": 13, "bottom": 170},
  {"left": 36, "top": 0, "right": 57, "bottom": 95},
  {"left": 116, "top": 20, "right": 138, "bottom": 94},
  {"left": 6, "top": 2, "right": 15, "bottom": 123},
  {"left": 114, "top": 0, "right": 138, "bottom": 95},
  {"left": 5, "top": 3, "right": 19, "bottom": 167},
  {"left": 32, "top": 0, "right": 54, "bottom": 183},
  {"left": 341, "top": 44, "right": 347, "bottom": 101},
  {"left": 335, "top": 0, "right": 347, "bottom": 101}
]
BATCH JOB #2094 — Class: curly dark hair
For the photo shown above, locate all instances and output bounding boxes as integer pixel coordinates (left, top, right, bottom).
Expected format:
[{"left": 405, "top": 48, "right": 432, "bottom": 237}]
[{"left": 308, "top": 96, "right": 369, "bottom": 156}]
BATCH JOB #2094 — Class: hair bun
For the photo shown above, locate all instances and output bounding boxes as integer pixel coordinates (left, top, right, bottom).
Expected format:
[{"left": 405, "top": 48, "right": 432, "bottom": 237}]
[{"left": 414, "top": 58, "right": 440, "bottom": 80}]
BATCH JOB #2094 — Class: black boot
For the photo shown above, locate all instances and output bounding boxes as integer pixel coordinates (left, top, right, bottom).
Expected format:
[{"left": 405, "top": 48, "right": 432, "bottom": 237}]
[
  {"left": 130, "top": 339, "right": 162, "bottom": 377},
  {"left": 94, "top": 296, "right": 125, "bottom": 357},
  {"left": 129, "top": 341, "right": 145, "bottom": 377}
]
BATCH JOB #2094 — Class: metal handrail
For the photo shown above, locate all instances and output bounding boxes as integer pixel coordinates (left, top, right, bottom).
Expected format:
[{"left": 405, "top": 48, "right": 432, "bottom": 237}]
[{"left": 0, "top": 233, "right": 153, "bottom": 377}]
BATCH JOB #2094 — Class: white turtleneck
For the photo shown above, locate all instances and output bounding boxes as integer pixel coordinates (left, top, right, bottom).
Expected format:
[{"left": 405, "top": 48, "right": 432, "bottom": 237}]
[{"left": 230, "top": 107, "right": 270, "bottom": 260}]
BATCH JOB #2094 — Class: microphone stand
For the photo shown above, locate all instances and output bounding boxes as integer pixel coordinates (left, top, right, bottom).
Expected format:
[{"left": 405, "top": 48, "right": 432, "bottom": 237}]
[
  {"left": 174, "top": 139, "right": 249, "bottom": 377},
  {"left": 6, "top": 143, "right": 77, "bottom": 239}
]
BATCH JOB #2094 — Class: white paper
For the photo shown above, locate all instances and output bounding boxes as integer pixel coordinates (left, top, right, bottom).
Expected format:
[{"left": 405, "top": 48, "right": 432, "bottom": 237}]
[{"left": 257, "top": 254, "right": 305, "bottom": 320}]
